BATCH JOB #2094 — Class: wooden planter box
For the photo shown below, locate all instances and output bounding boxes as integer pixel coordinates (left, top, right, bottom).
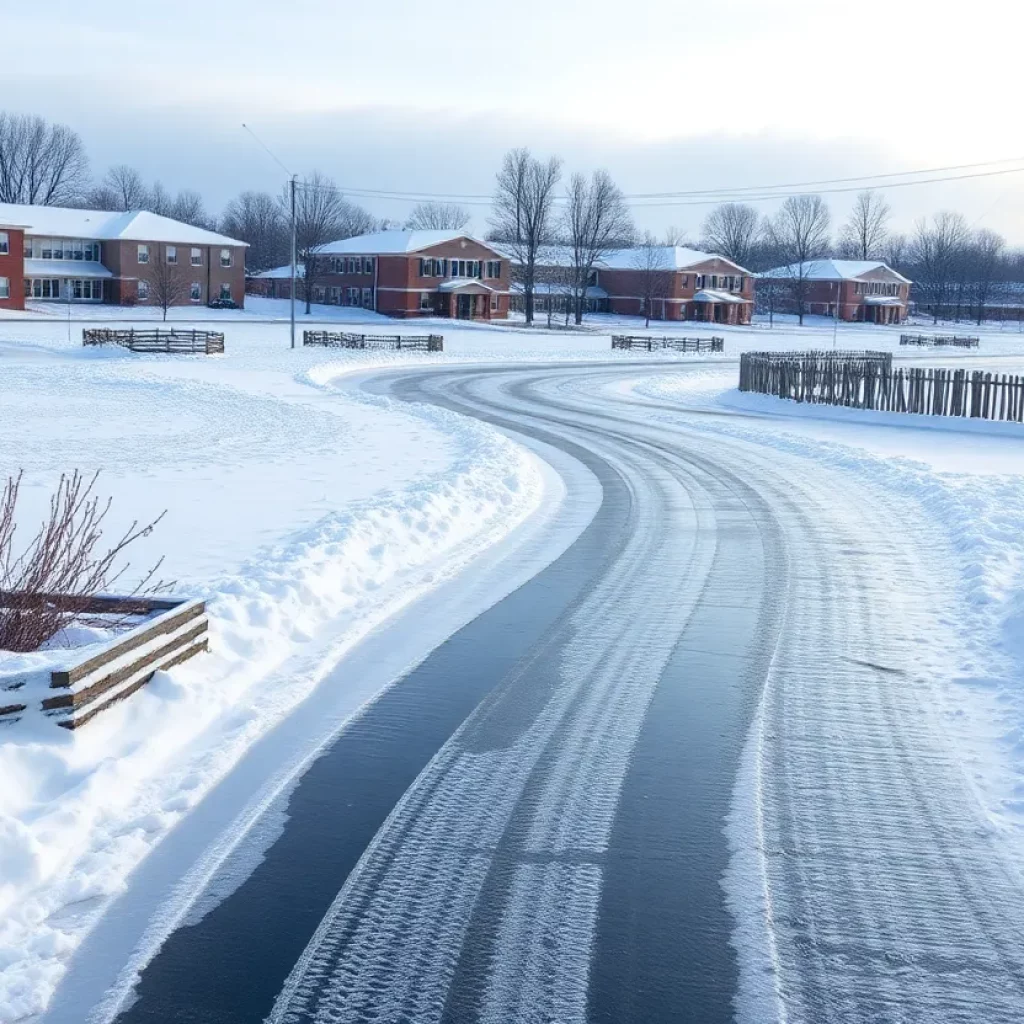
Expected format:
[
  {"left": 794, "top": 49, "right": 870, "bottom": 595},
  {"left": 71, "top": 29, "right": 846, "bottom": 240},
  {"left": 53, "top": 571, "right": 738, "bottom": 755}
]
[{"left": 0, "top": 594, "right": 209, "bottom": 729}]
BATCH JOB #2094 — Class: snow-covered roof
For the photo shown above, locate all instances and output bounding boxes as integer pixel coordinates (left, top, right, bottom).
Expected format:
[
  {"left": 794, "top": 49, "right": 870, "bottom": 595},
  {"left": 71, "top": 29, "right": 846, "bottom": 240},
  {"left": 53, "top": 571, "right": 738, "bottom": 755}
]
[
  {"left": 438, "top": 279, "right": 495, "bottom": 292},
  {"left": 254, "top": 264, "right": 304, "bottom": 279},
  {"left": 24, "top": 259, "right": 112, "bottom": 279},
  {"left": 315, "top": 230, "right": 494, "bottom": 256},
  {"left": 495, "top": 243, "right": 749, "bottom": 274},
  {"left": 758, "top": 259, "right": 911, "bottom": 284},
  {"left": 0, "top": 203, "right": 246, "bottom": 247},
  {"left": 692, "top": 289, "right": 749, "bottom": 304}
]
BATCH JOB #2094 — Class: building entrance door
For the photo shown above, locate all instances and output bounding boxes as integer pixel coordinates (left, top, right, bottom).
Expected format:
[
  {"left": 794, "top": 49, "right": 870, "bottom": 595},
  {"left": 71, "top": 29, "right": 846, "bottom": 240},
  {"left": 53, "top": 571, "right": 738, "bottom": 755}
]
[{"left": 457, "top": 294, "right": 473, "bottom": 319}]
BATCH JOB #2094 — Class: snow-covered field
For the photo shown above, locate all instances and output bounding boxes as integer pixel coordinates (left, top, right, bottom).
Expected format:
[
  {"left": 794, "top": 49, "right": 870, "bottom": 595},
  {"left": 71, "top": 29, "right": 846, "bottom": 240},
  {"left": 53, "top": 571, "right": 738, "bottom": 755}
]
[{"left": 4, "top": 301, "right": 1024, "bottom": 1021}]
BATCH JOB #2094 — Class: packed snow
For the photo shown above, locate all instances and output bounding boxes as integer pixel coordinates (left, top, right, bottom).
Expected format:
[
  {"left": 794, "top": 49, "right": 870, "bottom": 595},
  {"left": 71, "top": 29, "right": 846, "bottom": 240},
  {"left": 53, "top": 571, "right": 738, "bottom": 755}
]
[{"left": 4, "top": 300, "right": 1024, "bottom": 1021}]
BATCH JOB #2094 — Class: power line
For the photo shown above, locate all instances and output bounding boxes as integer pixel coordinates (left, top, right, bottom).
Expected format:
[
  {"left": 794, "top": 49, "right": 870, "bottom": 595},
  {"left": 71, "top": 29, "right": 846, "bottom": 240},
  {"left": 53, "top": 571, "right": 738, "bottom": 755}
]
[
  {"left": 292, "top": 162, "right": 1024, "bottom": 211},
  {"left": 295, "top": 155, "right": 1024, "bottom": 204}
]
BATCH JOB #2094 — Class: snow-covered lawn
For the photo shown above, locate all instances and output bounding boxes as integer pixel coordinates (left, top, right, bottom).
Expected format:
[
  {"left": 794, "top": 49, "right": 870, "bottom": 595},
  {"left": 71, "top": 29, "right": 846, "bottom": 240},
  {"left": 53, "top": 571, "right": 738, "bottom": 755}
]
[{"left": 4, "top": 302, "right": 1024, "bottom": 1020}]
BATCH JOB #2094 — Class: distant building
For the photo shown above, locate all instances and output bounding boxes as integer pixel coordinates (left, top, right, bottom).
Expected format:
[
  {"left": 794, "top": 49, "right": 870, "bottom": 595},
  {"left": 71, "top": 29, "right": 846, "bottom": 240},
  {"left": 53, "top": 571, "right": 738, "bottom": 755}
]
[
  {"left": 756, "top": 259, "right": 911, "bottom": 324},
  {"left": 0, "top": 202, "right": 248, "bottom": 311},
  {"left": 251, "top": 230, "right": 511, "bottom": 320},
  {"left": 503, "top": 246, "right": 755, "bottom": 324}
]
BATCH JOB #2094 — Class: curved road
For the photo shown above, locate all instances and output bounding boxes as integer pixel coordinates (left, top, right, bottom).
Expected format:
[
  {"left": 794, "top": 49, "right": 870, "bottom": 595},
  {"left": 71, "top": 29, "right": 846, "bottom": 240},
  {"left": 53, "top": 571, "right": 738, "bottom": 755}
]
[{"left": 66, "top": 361, "right": 1024, "bottom": 1023}]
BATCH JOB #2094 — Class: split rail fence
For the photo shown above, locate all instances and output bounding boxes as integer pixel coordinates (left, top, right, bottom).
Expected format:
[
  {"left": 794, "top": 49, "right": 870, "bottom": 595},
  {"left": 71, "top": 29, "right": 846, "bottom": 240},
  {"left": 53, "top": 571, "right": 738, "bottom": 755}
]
[
  {"left": 740, "top": 350, "right": 1024, "bottom": 422},
  {"left": 0, "top": 593, "right": 209, "bottom": 729},
  {"left": 612, "top": 335, "right": 724, "bottom": 353},
  {"left": 900, "top": 333, "right": 979, "bottom": 348},
  {"left": 303, "top": 331, "right": 443, "bottom": 352},
  {"left": 83, "top": 328, "right": 225, "bottom": 354}
]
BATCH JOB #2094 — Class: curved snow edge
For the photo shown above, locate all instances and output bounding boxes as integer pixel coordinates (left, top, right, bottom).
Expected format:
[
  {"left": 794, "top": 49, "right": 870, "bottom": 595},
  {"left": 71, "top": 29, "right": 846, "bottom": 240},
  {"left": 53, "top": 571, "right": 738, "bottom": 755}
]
[{"left": 0, "top": 370, "right": 547, "bottom": 1022}]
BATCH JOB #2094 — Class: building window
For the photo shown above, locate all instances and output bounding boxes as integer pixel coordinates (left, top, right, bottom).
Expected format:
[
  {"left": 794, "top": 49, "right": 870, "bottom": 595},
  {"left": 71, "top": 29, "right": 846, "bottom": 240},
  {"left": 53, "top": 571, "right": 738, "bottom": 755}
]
[
  {"left": 344, "top": 257, "right": 356, "bottom": 274},
  {"left": 485, "top": 260, "right": 501, "bottom": 279},
  {"left": 190, "top": 282, "right": 202, "bottom": 302},
  {"left": 0, "top": 232, "right": 7, "bottom": 255},
  {"left": 137, "top": 244, "right": 149, "bottom": 264},
  {"left": 220, "top": 249, "right": 232, "bottom": 268},
  {"left": 191, "top": 248, "right": 202, "bottom": 266},
  {"left": 166, "top": 246, "right": 177, "bottom": 265},
  {"left": 490, "top": 293, "right": 499, "bottom": 311},
  {"left": 83, "top": 242, "right": 97, "bottom": 261},
  {"left": 363, "top": 257, "right": 374, "bottom": 274},
  {"left": 419, "top": 292, "right": 432, "bottom": 310},
  {"left": 219, "top": 283, "right": 232, "bottom": 301},
  {"left": 362, "top": 287, "right": 372, "bottom": 308},
  {"left": 138, "top": 279, "right": 150, "bottom": 299},
  {"left": 0, "top": 277, "right": 8, "bottom": 299},
  {"left": 346, "top": 286, "right": 359, "bottom": 305}
]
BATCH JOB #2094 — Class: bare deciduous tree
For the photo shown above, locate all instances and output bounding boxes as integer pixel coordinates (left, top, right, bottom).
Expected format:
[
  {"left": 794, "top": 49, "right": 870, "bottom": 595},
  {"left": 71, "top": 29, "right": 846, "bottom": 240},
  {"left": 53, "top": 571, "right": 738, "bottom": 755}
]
[
  {"left": 631, "top": 233, "right": 672, "bottom": 327},
  {"left": 662, "top": 225, "right": 695, "bottom": 247},
  {"left": 700, "top": 203, "right": 759, "bottom": 267},
  {"left": 221, "top": 191, "right": 288, "bottom": 273},
  {"left": 170, "top": 189, "right": 211, "bottom": 229},
  {"left": 911, "top": 211, "right": 970, "bottom": 324},
  {"left": 965, "top": 228, "right": 1006, "bottom": 325},
  {"left": 885, "top": 232, "right": 909, "bottom": 271},
  {"left": 839, "top": 190, "right": 891, "bottom": 260},
  {"left": 404, "top": 202, "right": 470, "bottom": 231},
  {"left": 90, "top": 165, "right": 150, "bottom": 211},
  {"left": 563, "top": 169, "right": 633, "bottom": 325},
  {"left": 0, "top": 112, "right": 89, "bottom": 206},
  {"left": 281, "top": 172, "right": 373, "bottom": 314},
  {"left": 0, "top": 471, "right": 167, "bottom": 653},
  {"left": 764, "top": 195, "right": 831, "bottom": 324},
  {"left": 148, "top": 181, "right": 172, "bottom": 217},
  {"left": 145, "top": 249, "right": 187, "bottom": 320},
  {"left": 491, "top": 148, "right": 562, "bottom": 324}
]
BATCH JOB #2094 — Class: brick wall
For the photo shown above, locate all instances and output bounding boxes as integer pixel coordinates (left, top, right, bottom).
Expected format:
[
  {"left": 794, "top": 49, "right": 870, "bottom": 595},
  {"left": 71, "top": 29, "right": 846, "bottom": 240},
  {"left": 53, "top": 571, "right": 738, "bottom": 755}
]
[{"left": 0, "top": 227, "right": 25, "bottom": 310}]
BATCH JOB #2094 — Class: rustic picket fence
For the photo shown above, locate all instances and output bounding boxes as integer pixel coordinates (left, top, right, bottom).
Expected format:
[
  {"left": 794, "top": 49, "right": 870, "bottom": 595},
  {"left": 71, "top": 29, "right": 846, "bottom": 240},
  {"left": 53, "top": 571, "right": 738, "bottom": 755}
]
[
  {"left": 611, "top": 335, "right": 724, "bottom": 353},
  {"left": 83, "top": 328, "right": 225, "bottom": 354},
  {"left": 740, "top": 350, "right": 1024, "bottom": 422},
  {"left": 900, "top": 333, "right": 980, "bottom": 348},
  {"left": 303, "top": 331, "right": 443, "bottom": 352},
  {"left": 0, "top": 593, "right": 208, "bottom": 729}
]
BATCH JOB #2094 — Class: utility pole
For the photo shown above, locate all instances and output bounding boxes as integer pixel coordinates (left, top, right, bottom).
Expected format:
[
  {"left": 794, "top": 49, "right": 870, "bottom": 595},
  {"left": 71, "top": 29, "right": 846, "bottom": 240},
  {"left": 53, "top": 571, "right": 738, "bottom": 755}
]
[{"left": 290, "top": 175, "right": 297, "bottom": 350}]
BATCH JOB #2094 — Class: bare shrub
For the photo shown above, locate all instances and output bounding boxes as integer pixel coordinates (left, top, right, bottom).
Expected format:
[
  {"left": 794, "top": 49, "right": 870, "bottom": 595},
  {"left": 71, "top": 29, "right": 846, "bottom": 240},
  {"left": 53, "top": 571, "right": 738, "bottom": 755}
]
[{"left": 0, "top": 471, "right": 169, "bottom": 652}]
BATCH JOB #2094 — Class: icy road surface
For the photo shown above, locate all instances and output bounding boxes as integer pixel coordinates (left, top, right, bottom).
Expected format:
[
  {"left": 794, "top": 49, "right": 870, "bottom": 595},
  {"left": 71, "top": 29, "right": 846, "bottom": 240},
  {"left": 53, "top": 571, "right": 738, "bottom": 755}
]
[{"left": 49, "top": 362, "right": 1024, "bottom": 1024}]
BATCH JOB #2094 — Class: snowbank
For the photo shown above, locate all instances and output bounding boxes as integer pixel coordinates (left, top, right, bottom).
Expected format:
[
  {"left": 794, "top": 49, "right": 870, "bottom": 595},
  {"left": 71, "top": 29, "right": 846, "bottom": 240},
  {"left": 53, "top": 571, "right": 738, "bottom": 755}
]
[{"left": 0, "top": 362, "right": 545, "bottom": 1021}]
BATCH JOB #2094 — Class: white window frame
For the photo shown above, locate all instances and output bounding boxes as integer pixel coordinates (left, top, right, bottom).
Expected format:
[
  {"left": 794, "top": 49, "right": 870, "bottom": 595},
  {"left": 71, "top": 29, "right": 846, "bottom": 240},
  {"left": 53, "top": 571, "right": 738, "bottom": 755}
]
[
  {"left": 0, "top": 277, "right": 9, "bottom": 299},
  {"left": 137, "top": 244, "right": 149, "bottom": 264},
  {"left": 190, "top": 282, "right": 202, "bottom": 302},
  {"left": 419, "top": 291, "right": 432, "bottom": 310},
  {"left": 361, "top": 286, "right": 372, "bottom": 308},
  {"left": 191, "top": 248, "right": 202, "bottom": 266},
  {"left": 0, "top": 232, "right": 8, "bottom": 255},
  {"left": 137, "top": 279, "right": 150, "bottom": 299},
  {"left": 363, "top": 257, "right": 374, "bottom": 274},
  {"left": 219, "top": 282, "right": 232, "bottom": 301},
  {"left": 166, "top": 245, "right": 177, "bottom": 265},
  {"left": 219, "top": 248, "right": 232, "bottom": 268},
  {"left": 490, "top": 292, "right": 499, "bottom": 311},
  {"left": 346, "top": 286, "right": 359, "bottom": 305}
]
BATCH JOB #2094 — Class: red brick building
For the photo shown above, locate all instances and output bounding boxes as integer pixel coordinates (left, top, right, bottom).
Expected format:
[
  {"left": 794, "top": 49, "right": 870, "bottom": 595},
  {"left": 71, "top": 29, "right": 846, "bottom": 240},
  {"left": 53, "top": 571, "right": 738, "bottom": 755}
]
[
  {"left": 756, "top": 259, "right": 911, "bottom": 323},
  {"left": 251, "top": 231, "right": 511, "bottom": 319},
  {"left": 0, "top": 222, "right": 27, "bottom": 311},
  {"left": 0, "top": 203, "right": 247, "bottom": 309},
  {"left": 509, "top": 246, "right": 755, "bottom": 324}
]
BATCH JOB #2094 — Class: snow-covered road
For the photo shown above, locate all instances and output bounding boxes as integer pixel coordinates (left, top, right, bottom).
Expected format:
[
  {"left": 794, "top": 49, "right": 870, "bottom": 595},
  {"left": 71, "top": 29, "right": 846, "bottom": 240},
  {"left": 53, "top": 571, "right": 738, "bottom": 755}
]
[{"left": 57, "top": 360, "right": 1024, "bottom": 1024}]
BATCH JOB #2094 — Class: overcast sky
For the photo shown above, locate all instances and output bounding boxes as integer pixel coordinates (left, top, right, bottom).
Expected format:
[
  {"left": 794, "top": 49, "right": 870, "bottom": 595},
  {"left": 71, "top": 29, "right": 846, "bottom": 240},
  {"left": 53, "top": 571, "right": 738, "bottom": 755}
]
[{"left": 4, "top": 0, "right": 1023, "bottom": 242}]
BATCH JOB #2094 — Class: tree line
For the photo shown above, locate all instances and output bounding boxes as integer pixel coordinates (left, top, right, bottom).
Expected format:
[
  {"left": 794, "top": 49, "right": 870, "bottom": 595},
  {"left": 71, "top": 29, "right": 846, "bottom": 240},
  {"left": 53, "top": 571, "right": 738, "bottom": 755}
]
[{"left": 3, "top": 110, "right": 1022, "bottom": 324}]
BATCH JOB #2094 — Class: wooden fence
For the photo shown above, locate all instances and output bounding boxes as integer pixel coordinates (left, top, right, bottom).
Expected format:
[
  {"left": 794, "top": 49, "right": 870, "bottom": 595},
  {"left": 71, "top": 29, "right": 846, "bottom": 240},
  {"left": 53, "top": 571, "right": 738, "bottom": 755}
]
[
  {"left": 611, "top": 335, "right": 724, "bottom": 353},
  {"left": 83, "top": 328, "right": 225, "bottom": 354},
  {"left": 739, "top": 351, "right": 1024, "bottom": 422},
  {"left": 900, "top": 333, "right": 979, "bottom": 348},
  {"left": 303, "top": 331, "right": 443, "bottom": 352},
  {"left": 0, "top": 593, "right": 209, "bottom": 729}
]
